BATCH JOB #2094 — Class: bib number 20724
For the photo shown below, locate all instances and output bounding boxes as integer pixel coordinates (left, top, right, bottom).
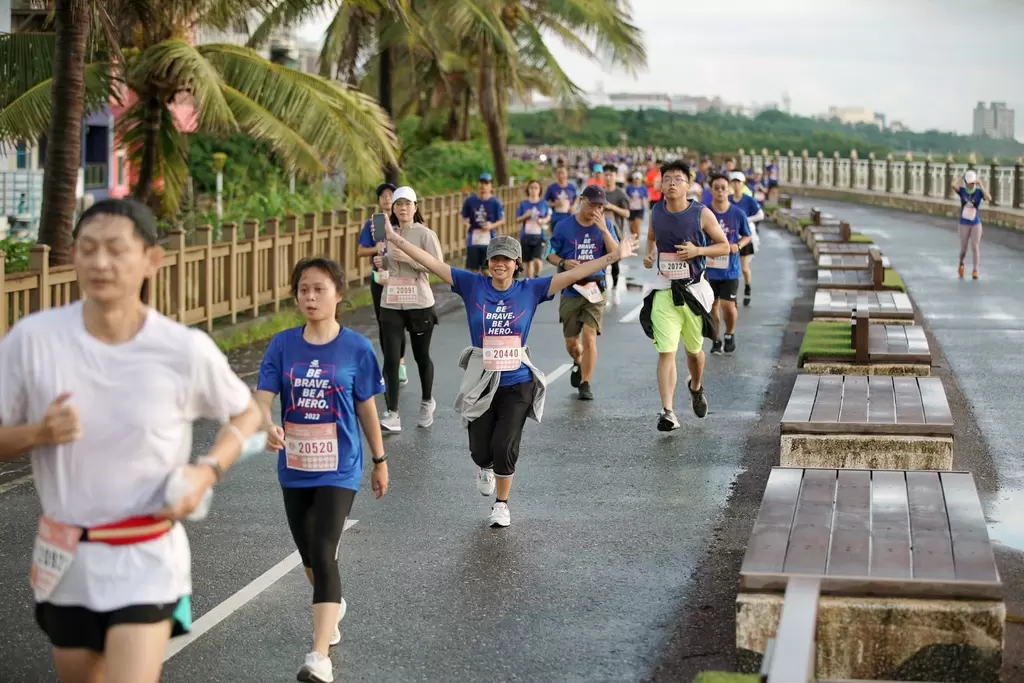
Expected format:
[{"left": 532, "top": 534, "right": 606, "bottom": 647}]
[{"left": 658, "top": 253, "right": 691, "bottom": 280}]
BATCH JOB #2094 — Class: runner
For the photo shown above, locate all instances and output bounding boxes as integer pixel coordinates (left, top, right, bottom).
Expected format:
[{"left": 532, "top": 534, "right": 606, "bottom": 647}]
[
  {"left": 516, "top": 179, "right": 552, "bottom": 278},
  {"left": 544, "top": 165, "right": 578, "bottom": 229},
  {"left": 645, "top": 160, "right": 663, "bottom": 206},
  {"left": 586, "top": 164, "right": 606, "bottom": 187},
  {"left": 639, "top": 161, "right": 730, "bottom": 431},
  {"left": 625, "top": 172, "right": 650, "bottom": 242},
  {"left": 765, "top": 158, "right": 780, "bottom": 202},
  {"left": 952, "top": 170, "right": 991, "bottom": 280},
  {"left": 707, "top": 173, "right": 753, "bottom": 354},
  {"left": 376, "top": 224, "right": 635, "bottom": 527},
  {"left": 546, "top": 185, "right": 620, "bottom": 400},
  {"left": 356, "top": 182, "right": 408, "bottom": 385},
  {"left": 603, "top": 166, "right": 631, "bottom": 298},
  {"left": 728, "top": 171, "right": 765, "bottom": 307},
  {"left": 461, "top": 172, "right": 505, "bottom": 274},
  {"left": 0, "top": 198, "right": 263, "bottom": 683},
  {"left": 256, "top": 256, "right": 389, "bottom": 683},
  {"left": 375, "top": 186, "right": 442, "bottom": 432},
  {"left": 750, "top": 171, "right": 768, "bottom": 203}
]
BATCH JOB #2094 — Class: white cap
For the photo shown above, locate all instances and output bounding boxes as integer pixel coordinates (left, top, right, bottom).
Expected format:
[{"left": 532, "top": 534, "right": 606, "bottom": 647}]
[
  {"left": 632, "top": 171, "right": 643, "bottom": 179},
  {"left": 393, "top": 186, "right": 417, "bottom": 203},
  {"left": 729, "top": 171, "right": 746, "bottom": 183},
  {"left": 964, "top": 170, "right": 978, "bottom": 184}
]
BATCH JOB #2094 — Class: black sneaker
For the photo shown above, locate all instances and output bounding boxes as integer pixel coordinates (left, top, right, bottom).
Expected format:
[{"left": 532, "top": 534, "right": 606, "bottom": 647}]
[
  {"left": 743, "top": 284, "right": 751, "bottom": 307},
  {"left": 688, "top": 379, "right": 708, "bottom": 418},
  {"left": 710, "top": 340, "right": 723, "bottom": 355},
  {"left": 657, "top": 408, "right": 680, "bottom": 431},
  {"left": 578, "top": 381, "right": 594, "bottom": 400},
  {"left": 724, "top": 334, "right": 736, "bottom": 354},
  {"left": 570, "top": 364, "right": 582, "bottom": 388}
]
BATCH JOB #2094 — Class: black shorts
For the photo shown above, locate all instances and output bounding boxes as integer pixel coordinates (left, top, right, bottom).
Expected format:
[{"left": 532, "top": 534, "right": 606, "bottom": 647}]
[
  {"left": 380, "top": 305, "right": 438, "bottom": 335},
  {"left": 36, "top": 599, "right": 186, "bottom": 653},
  {"left": 740, "top": 242, "right": 755, "bottom": 257},
  {"left": 466, "top": 245, "right": 489, "bottom": 270},
  {"left": 521, "top": 236, "right": 546, "bottom": 262},
  {"left": 709, "top": 278, "right": 739, "bottom": 302},
  {"left": 629, "top": 210, "right": 644, "bottom": 222}
]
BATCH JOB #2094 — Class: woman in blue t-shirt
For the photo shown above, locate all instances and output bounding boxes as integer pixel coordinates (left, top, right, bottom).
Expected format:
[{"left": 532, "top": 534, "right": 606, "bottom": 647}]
[
  {"left": 379, "top": 220, "right": 636, "bottom": 529},
  {"left": 255, "top": 257, "right": 389, "bottom": 683},
  {"left": 951, "top": 170, "right": 992, "bottom": 280},
  {"left": 516, "top": 180, "right": 551, "bottom": 278}
]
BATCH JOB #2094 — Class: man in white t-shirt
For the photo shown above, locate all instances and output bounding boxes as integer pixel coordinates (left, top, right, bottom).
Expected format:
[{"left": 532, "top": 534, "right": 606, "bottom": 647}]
[{"left": 0, "top": 198, "right": 262, "bottom": 683}]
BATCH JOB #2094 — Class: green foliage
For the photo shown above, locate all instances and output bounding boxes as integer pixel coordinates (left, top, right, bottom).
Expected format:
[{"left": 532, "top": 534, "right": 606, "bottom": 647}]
[
  {"left": 401, "top": 138, "right": 535, "bottom": 196},
  {"left": 799, "top": 321, "right": 856, "bottom": 364},
  {"left": 883, "top": 269, "right": 907, "bottom": 292},
  {"left": 0, "top": 238, "right": 33, "bottom": 273},
  {"left": 848, "top": 233, "right": 874, "bottom": 244}
]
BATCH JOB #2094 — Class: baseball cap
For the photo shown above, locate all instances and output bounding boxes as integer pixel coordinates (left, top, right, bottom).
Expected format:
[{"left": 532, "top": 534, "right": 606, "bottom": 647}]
[
  {"left": 581, "top": 185, "right": 607, "bottom": 204},
  {"left": 592, "top": 163, "right": 604, "bottom": 173},
  {"left": 375, "top": 182, "right": 397, "bottom": 197},
  {"left": 479, "top": 172, "right": 493, "bottom": 183},
  {"left": 392, "top": 186, "right": 417, "bottom": 203},
  {"left": 486, "top": 235, "right": 522, "bottom": 261},
  {"left": 728, "top": 171, "right": 746, "bottom": 183},
  {"left": 964, "top": 170, "right": 978, "bottom": 183},
  {"left": 631, "top": 171, "right": 643, "bottom": 179}
]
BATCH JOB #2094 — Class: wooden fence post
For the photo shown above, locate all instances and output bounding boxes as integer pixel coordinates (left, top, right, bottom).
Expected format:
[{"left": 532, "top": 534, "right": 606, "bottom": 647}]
[
  {"left": 321, "top": 211, "right": 336, "bottom": 263},
  {"left": 28, "top": 244, "right": 51, "bottom": 314},
  {"left": 222, "top": 222, "right": 239, "bottom": 324},
  {"left": 195, "top": 225, "right": 214, "bottom": 332},
  {"left": 336, "top": 208, "right": 351, "bottom": 282},
  {"left": 283, "top": 214, "right": 298, "bottom": 269},
  {"left": 244, "top": 219, "right": 260, "bottom": 318},
  {"left": 304, "top": 213, "right": 319, "bottom": 257},
  {"left": 166, "top": 229, "right": 187, "bottom": 323},
  {"left": 266, "top": 217, "right": 281, "bottom": 314},
  {"left": 0, "top": 250, "right": 7, "bottom": 336}
]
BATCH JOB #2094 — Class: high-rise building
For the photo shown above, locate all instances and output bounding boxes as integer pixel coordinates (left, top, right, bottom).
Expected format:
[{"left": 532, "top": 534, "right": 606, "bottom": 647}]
[{"left": 972, "top": 101, "right": 1015, "bottom": 139}]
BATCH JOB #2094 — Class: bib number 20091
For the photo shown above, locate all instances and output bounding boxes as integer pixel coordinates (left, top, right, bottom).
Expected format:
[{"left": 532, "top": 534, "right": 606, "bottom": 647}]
[
  {"left": 285, "top": 422, "right": 340, "bottom": 472},
  {"left": 31, "top": 517, "right": 80, "bottom": 601},
  {"left": 385, "top": 277, "right": 418, "bottom": 305}
]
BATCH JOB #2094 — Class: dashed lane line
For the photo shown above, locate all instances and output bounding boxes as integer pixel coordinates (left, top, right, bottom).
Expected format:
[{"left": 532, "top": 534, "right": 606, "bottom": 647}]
[{"left": 0, "top": 474, "right": 33, "bottom": 495}]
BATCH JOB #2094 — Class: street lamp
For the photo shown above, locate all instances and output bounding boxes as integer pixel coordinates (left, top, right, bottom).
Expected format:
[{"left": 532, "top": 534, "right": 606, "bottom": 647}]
[{"left": 212, "top": 152, "right": 227, "bottom": 221}]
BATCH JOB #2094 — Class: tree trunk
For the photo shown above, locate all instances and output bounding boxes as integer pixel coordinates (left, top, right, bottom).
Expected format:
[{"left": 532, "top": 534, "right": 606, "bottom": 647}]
[
  {"left": 458, "top": 89, "right": 470, "bottom": 141},
  {"left": 378, "top": 42, "right": 399, "bottom": 185},
  {"left": 476, "top": 51, "right": 508, "bottom": 185},
  {"left": 443, "top": 105, "right": 459, "bottom": 141},
  {"left": 37, "top": 0, "right": 88, "bottom": 266},
  {"left": 132, "top": 97, "right": 163, "bottom": 206}
]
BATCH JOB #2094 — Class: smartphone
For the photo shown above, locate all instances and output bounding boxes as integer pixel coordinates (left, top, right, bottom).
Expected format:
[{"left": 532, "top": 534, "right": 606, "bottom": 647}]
[{"left": 372, "top": 212, "right": 387, "bottom": 242}]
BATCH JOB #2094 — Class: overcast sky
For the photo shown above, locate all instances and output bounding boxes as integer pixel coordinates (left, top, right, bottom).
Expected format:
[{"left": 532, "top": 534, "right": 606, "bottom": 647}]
[{"left": 299, "top": 0, "right": 1023, "bottom": 136}]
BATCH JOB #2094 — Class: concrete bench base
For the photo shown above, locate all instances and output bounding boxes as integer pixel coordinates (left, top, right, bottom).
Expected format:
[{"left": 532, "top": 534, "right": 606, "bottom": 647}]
[
  {"left": 780, "top": 433, "right": 953, "bottom": 470},
  {"left": 802, "top": 361, "right": 931, "bottom": 377},
  {"left": 736, "top": 592, "right": 1004, "bottom": 682},
  {"left": 815, "top": 316, "right": 912, "bottom": 325}
]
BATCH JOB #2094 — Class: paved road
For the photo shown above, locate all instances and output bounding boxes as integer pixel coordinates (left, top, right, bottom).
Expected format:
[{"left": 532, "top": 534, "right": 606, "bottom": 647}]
[{"left": 0, "top": 225, "right": 800, "bottom": 682}]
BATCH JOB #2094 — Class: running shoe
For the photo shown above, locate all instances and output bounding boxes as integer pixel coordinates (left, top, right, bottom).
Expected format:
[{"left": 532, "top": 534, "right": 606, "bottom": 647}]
[
  {"left": 329, "top": 598, "right": 347, "bottom": 647},
  {"left": 477, "top": 468, "right": 496, "bottom": 496},
  {"left": 418, "top": 398, "right": 436, "bottom": 428},
  {"left": 743, "top": 284, "right": 752, "bottom": 307},
  {"left": 687, "top": 378, "right": 709, "bottom": 419},
  {"left": 297, "top": 652, "right": 334, "bottom": 682},
  {"left": 570, "top": 363, "right": 582, "bottom": 388},
  {"left": 489, "top": 502, "right": 511, "bottom": 528},
  {"left": 710, "top": 340, "right": 723, "bottom": 355},
  {"left": 958, "top": 264, "right": 965, "bottom": 279},
  {"left": 578, "top": 381, "right": 594, "bottom": 401},
  {"left": 972, "top": 270, "right": 979, "bottom": 280},
  {"left": 657, "top": 408, "right": 680, "bottom": 432},
  {"left": 723, "top": 334, "right": 736, "bottom": 354},
  {"left": 398, "top": 363, "right": 408, "bottom": 385},
  {"left": 379, "top": 411, "right": 402, "bottom": 433}
]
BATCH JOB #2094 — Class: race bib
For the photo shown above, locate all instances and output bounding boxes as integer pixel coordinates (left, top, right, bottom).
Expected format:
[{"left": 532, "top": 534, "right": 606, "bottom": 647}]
[
  {"left": 754, "top": 191, "right": 766, "bottom": 202},
  {"left": 31, "top": 517, "right": 80, "bottom": 601},
  {"left": 525, "top": 220, "right": 543, "bottom": 236},
  {"left": 572, "top": 281, "right": 605, "bottom": 303},
  {"left": 962, "top": 205, "right": 977, "bottom": 221},
  {"left": 629, "top": 196, "right": 643, "bottom": 210},
  {"left": 482, "top": 335, "right": 523, "bottom": 371},
  {"left": 384, "top": 276, "right": 417, "bottom": 305},
  {"left": 658, "top": 252, "right": 691, "bottom": 280},
  {"left": 471, "top": 229, "right": 491, "bottom": 246},
  {"left": 284, "top": 422, "right": 339, "bottom": 472},
  {"left": 706, "top": 254, "right": 730, "bottom": 270},
  {"left": 555, "top": 199, "right": 570, "bottom": 213}
]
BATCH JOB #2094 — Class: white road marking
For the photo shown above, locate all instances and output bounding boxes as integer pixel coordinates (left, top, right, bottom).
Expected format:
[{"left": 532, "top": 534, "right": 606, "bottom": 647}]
[
  {"left": 982, "top": 312, "right": 1016, "bottom": 321},
  {"left": 164, "top": 518, "right": 358, "bottom": 661},
  {"left": 619, "top": 302, "right": 644, "bottom": 323},
  {"left": 0, "top": 474, "right": 33, "bottom": 495},
  {"left": 545, "top": 363, "right": 574, "bottom": 384}
]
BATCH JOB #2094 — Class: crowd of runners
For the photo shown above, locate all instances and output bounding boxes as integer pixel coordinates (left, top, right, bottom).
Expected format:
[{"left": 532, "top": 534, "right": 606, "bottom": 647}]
[{"left": 0, "top": 151, "right": 771, "bottom": 683}]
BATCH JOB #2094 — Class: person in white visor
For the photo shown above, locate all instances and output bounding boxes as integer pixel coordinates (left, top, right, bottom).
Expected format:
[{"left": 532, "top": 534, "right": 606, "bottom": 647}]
[{"left": 951, "top": 169, "right": 991, "bottom": 280}]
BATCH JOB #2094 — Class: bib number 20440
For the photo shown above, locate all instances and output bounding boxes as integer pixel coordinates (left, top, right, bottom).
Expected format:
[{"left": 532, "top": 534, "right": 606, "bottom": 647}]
[
  {"left": 483, "top": 335, "right": 523, "bottom": 371},
  {"left": 285, "top": 422, "right": 340, "bottom": 472}
]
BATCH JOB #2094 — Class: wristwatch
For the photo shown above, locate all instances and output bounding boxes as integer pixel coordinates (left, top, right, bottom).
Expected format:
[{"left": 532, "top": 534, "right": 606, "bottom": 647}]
[
  {"left": 196, "top": 456, "right": 224, "bottom": 482},
  {"left": 372, "top": 454, "right": 388, "bottom": 464}
]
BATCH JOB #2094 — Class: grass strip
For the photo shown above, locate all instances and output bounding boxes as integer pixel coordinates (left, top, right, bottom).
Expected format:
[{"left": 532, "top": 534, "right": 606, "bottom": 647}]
[{"left": 798, "top": 321, "right": 856, "bottom": 365}]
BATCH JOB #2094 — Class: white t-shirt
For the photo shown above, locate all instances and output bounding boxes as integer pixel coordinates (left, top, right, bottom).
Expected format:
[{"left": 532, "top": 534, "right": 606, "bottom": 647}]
[
  {"left": 617, "top": 163, "right": 629, "bottom": 184},
  {"left": 0, "top": 302, "right": 252, "bottom": 610}
]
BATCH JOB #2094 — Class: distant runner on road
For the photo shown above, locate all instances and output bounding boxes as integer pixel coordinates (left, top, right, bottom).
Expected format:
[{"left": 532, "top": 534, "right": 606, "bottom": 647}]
[
  {"left": 952, "top": 170, "right": 991, "bottom": 280},
  {"left": 625, "top": 172, "right": 649, "bottom": 242},
  {"left": 461, "top": 173, "right": 505, "bottom": 274},
  {"left": 544, "top": 165, "right": 578, "bottom": 228},
  {"left": 707, "top": 173, "right": 753, "bottom": 354},
  {"left": 517, "top": 180, "right": 552, "bottom": 279},
  {"left": 728, "top": 171, "right": 764, "bottom": 307}
]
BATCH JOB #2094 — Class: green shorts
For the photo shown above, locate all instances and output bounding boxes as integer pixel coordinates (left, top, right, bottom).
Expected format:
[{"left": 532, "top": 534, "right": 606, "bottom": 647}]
[
  {"left": 651, "top": 288, "right": 704, "bottom": 355},
  {"left": 559, "top": 293, "right": 604, "bottom": 338}
]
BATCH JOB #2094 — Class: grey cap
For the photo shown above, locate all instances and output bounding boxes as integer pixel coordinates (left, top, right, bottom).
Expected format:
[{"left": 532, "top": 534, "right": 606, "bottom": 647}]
[{"left": 486, "top": 235, "right": 522, "bottom": 261}]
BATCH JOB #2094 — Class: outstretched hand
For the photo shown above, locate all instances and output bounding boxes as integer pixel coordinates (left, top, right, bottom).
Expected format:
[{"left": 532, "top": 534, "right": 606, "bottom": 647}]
[{"left": 615, "top": 236, "right": 637, "bottom": 261}]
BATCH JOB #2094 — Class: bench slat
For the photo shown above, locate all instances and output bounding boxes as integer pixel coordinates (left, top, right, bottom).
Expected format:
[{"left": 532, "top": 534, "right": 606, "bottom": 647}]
[
  {"left": 826, "top": 470, "right": 871, "bottom": 576},
  {"left": 782, "top": 375, "right": 819, "bottom": 423},
  {"left": 838, "top": 375, "right": 869, "bottom": 423},
  {"left": 893, "top": 292, "right": 913, "bottom": 315},
  {"left": 885, "top": 325, "right": 910, "bottom": 353},
  {"left": 784, "top": 469, "right": 838, "bottom": 574},
  {"left": 905, "top": 326, "right": 929, "bottom": 355},
  {"left": 809, "top": 376, "right": 842, "bottom": 423},
  {"left": 742, "top": 468, "right": 805, "bottom": 573},
  {"left": 893, "top": 378, "right": 926, "bottom": 424},
  {"left": 906, "top": 471, "right": 956, "bottom": 580},
  {"left": 869, "top": 471, "right": 913, "bottom": 578},
  {"left": 941, "top": 473, "right": 1000, "bottom": 583},
  {"left": 918, "top": 377, "right": 953, "bottom": 426},
  {"left": 867, "top": 376, "right": 897, "bottom": 424}
]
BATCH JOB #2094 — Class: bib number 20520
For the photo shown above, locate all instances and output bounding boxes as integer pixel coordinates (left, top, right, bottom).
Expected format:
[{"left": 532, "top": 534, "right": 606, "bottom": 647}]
[{"left": 285, "top": 422, "right": 340, "bottom": 472}]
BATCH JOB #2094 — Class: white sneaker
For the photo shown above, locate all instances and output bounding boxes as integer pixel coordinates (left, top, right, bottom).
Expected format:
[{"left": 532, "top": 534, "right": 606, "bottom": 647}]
[
  {"left": 297, "top": 651, "right": 334, "bottom": 683},
  {"left": 418, "top": 398, "right": 436, "bottom": 428},
  {"left": 489, "top": 502, "right": 511, "bottom": 528},
  {"left": 328, "top": 598, "right": 347, "bottom": 647},
  {"left": 379, "top": 411, "right": 401, "bottom": 433},
  {"left": 477, "top": 468, "right": 496, "bottom": 496}
]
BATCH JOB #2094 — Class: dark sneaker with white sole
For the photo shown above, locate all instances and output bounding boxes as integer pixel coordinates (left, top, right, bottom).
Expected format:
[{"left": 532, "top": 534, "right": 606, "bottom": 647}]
[
  {"left": 657, "top": 408, "right": 680, "bottom": 431},
  {"left": 688, "top": 378, "right": 708, "bottom": 418},
  {"left": 570, "top": 364, "right": 582, "bottom": 388},
  {"left": 578, "top": 381, "right": 594, "bottom": 400},
  {"left": 710, "top": 340, "right": 723, "bottom": 355},
  {"left": 723, "top": 334, "right": 736, "bottom": 354}
]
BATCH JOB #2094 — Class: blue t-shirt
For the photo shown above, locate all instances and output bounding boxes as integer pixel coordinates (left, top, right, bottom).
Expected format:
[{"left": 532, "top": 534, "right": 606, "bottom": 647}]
[
  {"left": 450, "top": 268, "right": 554, "bottom": 386},
  {"left": 517, "top": 200, "right": 550, "bottom": 240},
  {"left": 625, "top": 185, "right": 649, "bottom": 210},
  {"left": 706, "top": 205, "right": 751, "bottom": 281},
  {"left": 548, "top": 217, "right": 614, "bottom": 296},
  {"left": 257, "top": 327, "right": 385, "bottom": 490},
  {"left": 357, "top": 219, "right": 381, "bottom": 280},
  {"left": 957, "top": 187, "right": 983, "bottom": 225},
  {"left": 544, "top": 182, "right": 578, "bottom": 219},
  {"left": 766, "top": 164, "right": 779, "bottom": 184},
  {"left": 461, "top": 195, "right": 504, "bottom": 240},
  {"left": 729, "top": 193, "right": 762, "bottom": 218}
]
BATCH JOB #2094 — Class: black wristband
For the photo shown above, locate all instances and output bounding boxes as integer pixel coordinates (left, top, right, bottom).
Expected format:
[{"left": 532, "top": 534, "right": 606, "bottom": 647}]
[{"left": 372, "top": 454, "right": 388, "bottom": 464}]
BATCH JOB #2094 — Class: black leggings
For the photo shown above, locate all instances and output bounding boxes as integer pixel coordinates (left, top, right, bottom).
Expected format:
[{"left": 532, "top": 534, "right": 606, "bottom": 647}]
[
  {"left": 370, "top": 279, "right": 406, "bottom": 359},
  {"left": 380, "top": 306, "right": 436, "bottom": 411},
  {"left": 467, "top": 380, "right": 534, "bottom": 477},
  {"left": 282, "top": 486, "right": 356, "bottom": 604},
  {"left": 610, "top": 261, "right": 620, "bottom": 287}
]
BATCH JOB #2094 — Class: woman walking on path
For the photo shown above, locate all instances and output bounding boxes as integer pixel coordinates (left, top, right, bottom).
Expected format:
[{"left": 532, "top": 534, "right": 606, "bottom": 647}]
[
  {"left": 374, "top": 186, "right": 444, "bottom": 432},
  {"left": 377, "top": 222, "right": 635, "bottom": 528},
  {"left": 951, "top": 170, "right": 992, "bottom": 280},
  {"left": 516, "top": 180, "right": 552, "bottom": 278},
  {"left": 257, "top": 257, "right": 389, "bottom": 683}
]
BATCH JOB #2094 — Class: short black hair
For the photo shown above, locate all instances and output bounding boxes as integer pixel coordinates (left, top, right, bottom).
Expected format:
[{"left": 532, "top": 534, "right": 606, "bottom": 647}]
[
  {"left": 660, "top": 160, "right": 691, "bottom": 177},
  {"left": 708, "top": 172, "right": 730, "bottom": 187},
  {"left": 526, "top": 179, "right": 542, "bottom": 193},
  {"left": 73, "top": 198, "right": 159, "bottom": 247},
  {"left": 290, "top": 257, "right": 346, "bottom": 298}
]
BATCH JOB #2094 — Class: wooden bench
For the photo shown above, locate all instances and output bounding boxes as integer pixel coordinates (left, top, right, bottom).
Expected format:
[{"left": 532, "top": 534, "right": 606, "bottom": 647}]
[
  {"left": 817, "top": 250, "right": 885, "bottom": 291},
  {"left": 816, "top": 242, "right": 878, "bottom": 256},
  {"left": 736, "top": 467, "right": 1004, "bottom": 682},
  {"left": 802, "top": 303, "right": 932, "bottom": 377},
  {"left": 813, "top": 290, "right": 914, "bottom": 323},
  {"left": 779, "top": 194, "right": 792, "bottom": 209},
  {"left": 816, "top": 252, "right": 891, "bottom": 271},
  {"left": 780, "top": 374, "right": 953, "bottom": 470}
]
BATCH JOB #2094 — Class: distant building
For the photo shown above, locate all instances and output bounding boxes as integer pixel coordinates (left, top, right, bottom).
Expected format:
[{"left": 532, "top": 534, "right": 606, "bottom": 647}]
[
  {"left": 888, "top": 120, "right": 907, "bottom": 133},
  {"left": 823, "top": 106, "right": 883, "bottom": 129},
  {"left": 972, "top": 101, "right": 1015, "bottom": 140}
]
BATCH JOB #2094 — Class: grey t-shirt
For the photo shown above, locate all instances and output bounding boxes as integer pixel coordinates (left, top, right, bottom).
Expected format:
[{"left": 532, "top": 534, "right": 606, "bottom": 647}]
[{"left": 605, "top": 187, "right": 630, "bottom": 236}]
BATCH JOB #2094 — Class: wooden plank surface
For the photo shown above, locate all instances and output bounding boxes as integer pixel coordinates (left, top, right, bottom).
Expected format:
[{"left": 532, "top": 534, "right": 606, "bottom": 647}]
[
  {"left": 905, "top": 325, "right": 930, "bottom": 355},
  {"left": 918, "top": 377, "right": 953, "bottom": 425},
  {"left": 818, "top": 269, "right": 873, "bottom": 289},
  {"left": 817, "top": 242, "right": 875, "bottom": 254},
  {"left": 868, "top": 325, "right": 931, "bottom": 363},
  {"left": 906, "top": 471, "right": 956, "bottom": 581},
  {"left": 826, "top": 470, "right": 871, "bottom": 576},
  {"left": 941, "top": 472, "right": 1000, "bottom": 583},
  {"left": 783, "top": 469, "right": 838, "bottom": 574},
  {"left": 808, "top": 375, "right": 843, "bottom": 423},
  {"left": 893, "top": 377, "right": 926, "bottom": 424},
  {"left": 782, "top": 375, "right": 820, "bottom": 423},
  {"left": 867, "top": 376, "right": 897, "bottom": 424},
  {"left": 812, "top": 290, "right": 914, "bottom": 319},
  {"left": 838, "top": 375, "right": 869, "bottom": 423},
  {"left": 741, "top": 468, "right": 804, "bottom": 573},
  {"left": 869, "top": 471, "right": 913, "bottom": 578}
]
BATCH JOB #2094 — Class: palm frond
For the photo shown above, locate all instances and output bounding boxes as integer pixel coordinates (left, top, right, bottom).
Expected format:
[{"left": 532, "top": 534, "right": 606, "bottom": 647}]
[
  {"left": 0, "top": 33, "right": 57, "bottom": 106},
  {"left": 117, "top": 99, "right": 190, "bottom": 216},
  {"left": 0, "top": 62, "right": 117, "bottom": 144},
  {"left": 247, "top": 0, "right": 348, "bottom": 48}
]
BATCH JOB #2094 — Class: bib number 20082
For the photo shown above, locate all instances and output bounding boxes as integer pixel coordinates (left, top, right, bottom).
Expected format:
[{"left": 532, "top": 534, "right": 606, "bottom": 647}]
[
  {"left": 31, "top": 517, "right": 80, "bottom": 601},
  {"left": 285, "top": 422, "right": 340, "bottom": 472}
]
